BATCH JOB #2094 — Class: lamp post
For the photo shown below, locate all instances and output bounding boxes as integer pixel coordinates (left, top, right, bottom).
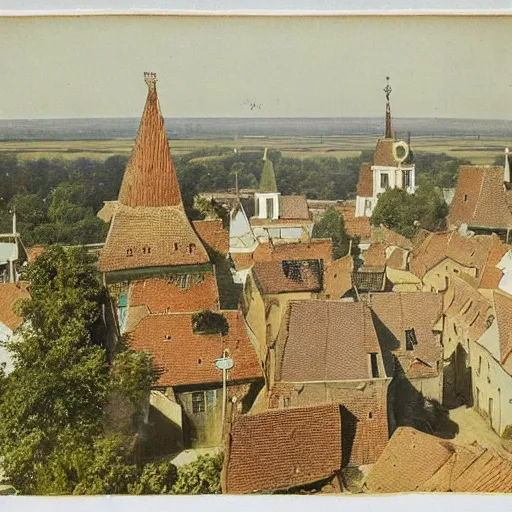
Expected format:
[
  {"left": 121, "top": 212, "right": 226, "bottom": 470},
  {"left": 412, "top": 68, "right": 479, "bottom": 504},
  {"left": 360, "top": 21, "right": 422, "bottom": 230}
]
[{"left": 215, "top": 349, "right": 234, "bottom": 435}]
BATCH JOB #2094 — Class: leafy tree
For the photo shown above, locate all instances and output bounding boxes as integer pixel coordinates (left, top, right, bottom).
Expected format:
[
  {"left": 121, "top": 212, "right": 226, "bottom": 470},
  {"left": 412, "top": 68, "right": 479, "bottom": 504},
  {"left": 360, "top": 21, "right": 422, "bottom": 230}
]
[
  {"left": 128, "top": 459, "right": 178, "bottom": 495},
  {"left": 312, "top": 206, "right": 349, "bottom": 259},
  {"left": 172, "top": 453, "right": 223, "bottom": 495}
]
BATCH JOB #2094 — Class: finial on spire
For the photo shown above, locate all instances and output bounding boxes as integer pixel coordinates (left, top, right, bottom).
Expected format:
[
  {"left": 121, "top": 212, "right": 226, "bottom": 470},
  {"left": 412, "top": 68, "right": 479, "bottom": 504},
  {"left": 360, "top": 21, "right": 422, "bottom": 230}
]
[
  {"left": 384, "top": 76, "right": 393, "bottom": 139},
  {"left": 144, "top": 71, "right": 157, "bottom": 90}
]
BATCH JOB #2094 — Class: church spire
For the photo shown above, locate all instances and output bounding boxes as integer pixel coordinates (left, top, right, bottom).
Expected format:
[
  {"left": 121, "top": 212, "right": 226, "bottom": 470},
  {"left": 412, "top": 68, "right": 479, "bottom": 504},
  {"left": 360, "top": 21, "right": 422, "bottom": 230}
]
[
  {"left": 118, "top": 72, "right": 182, "bottom": 207},
  {"left": 259, "top": 148, "right": 278, "bottom": 193},
  {"left": 384, "top": 76, "right": 393, "bottom": 139}
]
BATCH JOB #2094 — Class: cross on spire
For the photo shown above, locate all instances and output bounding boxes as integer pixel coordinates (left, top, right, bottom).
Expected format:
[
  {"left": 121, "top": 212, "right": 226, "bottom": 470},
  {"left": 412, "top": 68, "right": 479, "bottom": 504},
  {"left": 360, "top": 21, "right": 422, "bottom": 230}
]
[{"left": 384, "top": 76, "right": 393, "bottom": 139}]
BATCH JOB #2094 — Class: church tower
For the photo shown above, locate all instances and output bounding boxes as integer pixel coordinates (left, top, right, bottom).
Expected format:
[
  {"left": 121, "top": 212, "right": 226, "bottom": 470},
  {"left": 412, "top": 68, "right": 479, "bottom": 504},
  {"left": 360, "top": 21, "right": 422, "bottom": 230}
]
[
  {"left": 355, "top": 78, "right": 416, "bottom": 218},
  {"left": 254, "top": 148, "right": 280, "bottom": 220}
]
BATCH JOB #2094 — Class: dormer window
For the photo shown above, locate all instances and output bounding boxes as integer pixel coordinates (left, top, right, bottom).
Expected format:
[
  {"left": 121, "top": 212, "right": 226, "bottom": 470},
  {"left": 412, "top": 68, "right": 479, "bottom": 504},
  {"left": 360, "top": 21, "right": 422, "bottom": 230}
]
[
  {"left": 174, "top": 243, "right": 178, "bottom": 251},
  {"left": 142, "top": 246, "right": 151, "bottom": 255},
  {"left": 126, "top": 248, "right": 133, "bottom": 257},
  {"left": 188, "top": 243, "right": 196, "bottom": 254},
  {"left": 405, "top": 329, "right": 417, "bottom": 350},
  {"left": 463, "top": 194, "right": 468, "bottom": 202}
]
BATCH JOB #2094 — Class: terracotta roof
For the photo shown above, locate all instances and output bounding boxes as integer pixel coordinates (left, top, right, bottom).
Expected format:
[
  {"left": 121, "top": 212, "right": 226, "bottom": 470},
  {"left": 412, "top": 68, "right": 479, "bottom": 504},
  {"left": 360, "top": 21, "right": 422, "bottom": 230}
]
[
  {"left": 118, "top": 78, "right": 182, "bottom": 207},
  {"left": 370, "top": 224, "right": 413, "bottom": 250},
  {"left": 386, "top": 247, "right": 408, "bottom": 271},
  {"left": 128, "top": 274, "right": 220, "bottom": 315},
  {"left": 192, "top": 220, "right": 229, "bottom": 256},
  {"left": 373, "top": 139, "right": 398, "bottom": 167},
  {"left": 25, "top": 246, "right": 46, "bottom": 264},
  {"left": 280, "top": 195, "right": 310, "bottom": 220},
  {"left": 447, "top": 166, "right": 512, "bottom": 229},
  {"left": 253, "top": 239, "right": 333, "bottom": 264},
  {"left": 98, "top": 204, "right": 210, "bottom": 273},
  {"left": 277, "top": 300, "right": 383, "bottom": 382},
  {"left": 96, "top": 200, "right": 118, "bottom": 223},
  {"left": 493, "top": 290, "right": 512, "bottom": 365},
  {"left": 363, "top": 243, "right": 387, "bottom": 268},
  {"left": 252, "top": 260, "right": 323, "bottom": 295},
  {"left": 0, "top": 282, "right": 30, "bottom": 330},
  {"left": 250, "top": 217, "right": 313, "bottom": 227},
  {"left": 129, "top": 311, "right": 262, "bottom": 387},
  {"left": 366, "top": 426, "right": 512, "bottom": 494},
  {"left": 356, "top": 164, "right": 373, "bottom": 197},
  {"left": 338, "top": 206, "right": 372, "bottom": 240},
  {"left": 370, "top": 292, "right": 443, "bottom": 379},
  {"left": 479, "top": 235, "right": 510, "bottom": 289},
  {"left": 323, "top": 255, "right": 353, "bottom": 299},
  {"left": 224, "top": 404, "right": 342, "bottom": 494},
  {"left": 230, "top": 252, "right": 255, "bottom": 271},
  {"left": 364, "top": 427, "right": 455, "bottom": 493}
]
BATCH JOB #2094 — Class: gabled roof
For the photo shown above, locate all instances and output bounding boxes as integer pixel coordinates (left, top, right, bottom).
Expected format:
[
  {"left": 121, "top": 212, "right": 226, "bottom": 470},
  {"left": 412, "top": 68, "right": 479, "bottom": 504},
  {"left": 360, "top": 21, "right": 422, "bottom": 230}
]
[
  {"left": 370, "top": 224, "right": 413, "bottom": 250},
  {"left": 224, "top": 404, "right": 342, "bottom": 494},
  {"left": 280, "top": 196, "right": 310, "bottom": 220},
  {"left": 0, "top": 282, "right": 29, "bottom": 331},
  {"left": 479, "top": 236, "right": 511, "bottom": 289},
  {"left": 370, "top": 292, "right": 443, "bottom": 379},
  {"left": 98, "top": 205, "right": 209, "bottom": 273},
  {"left": 338, "top": 205, "right": 372, "bottom": 240},
  {"left": 128, "top": 273, "right": 220, "bottom": 316},
  {"left": 363, "top": 243, "right": 387, "bottom": 268},
  {"left": 253, "top": 239, "right": 333, "bottom": 265},
  {"left": 252, "top": 260, "right": 323, "bottom": 295},
  {"left": 118, "top": 75, "right": 182, "bottom": 208},
  {"left": 356, "top": 164, "right": 373, "bottom": 197},
  {"left": 129, "top": 310, "right": 262, "bottom": 387},
  {"left": 447, "top": 166, "right": 512, "bottom": 229},
  {"left": 192, "top": 219, "right": 229, "bottom": 256},
  {"left": 277, "top": 300, "right": 384, "bottom": 382},
  {"left": 323, "top": 255, "right": 353, "bottom": 299},
  {"left": 493, "top": 290, "right": 512, "bottom": 365}
]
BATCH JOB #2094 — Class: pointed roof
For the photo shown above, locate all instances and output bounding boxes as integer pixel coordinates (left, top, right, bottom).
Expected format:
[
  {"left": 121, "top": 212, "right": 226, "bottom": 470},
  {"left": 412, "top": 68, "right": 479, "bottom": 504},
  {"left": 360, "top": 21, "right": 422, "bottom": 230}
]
[
  {"left": 259, "top": 148, "right": 278, "bottom": 193},
  {"left": 118, "top": 72, "right": 182, "bottom": 207},
  {"left": 384, "top": 77, "right": 393, "bottom": 139}
]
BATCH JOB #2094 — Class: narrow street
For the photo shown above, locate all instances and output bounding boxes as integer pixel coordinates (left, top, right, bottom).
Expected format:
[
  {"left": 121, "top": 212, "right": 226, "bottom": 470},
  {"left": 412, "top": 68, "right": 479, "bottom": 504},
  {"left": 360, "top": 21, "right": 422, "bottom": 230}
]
[{"left": 449, "top": 406, "right": 512, "bottom": 460}]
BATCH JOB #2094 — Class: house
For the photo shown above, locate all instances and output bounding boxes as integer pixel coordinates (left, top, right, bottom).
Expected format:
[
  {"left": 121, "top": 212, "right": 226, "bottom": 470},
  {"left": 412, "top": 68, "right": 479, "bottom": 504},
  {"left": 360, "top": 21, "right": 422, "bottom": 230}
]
[
  {"left": 129, "top": 310, "right": 262, "bottom": 449},
  {"left": 0, "top": 282, "right": 29, "bottom": 374},
  {"left": 446, "top": 164, "right": 512, "bottom": 242},
  {"left": 470, "top": 290, "right": 512, "bottom": 435},
  {"left": 267, "top": 300, "right": 391, "bottom": 466},
  {"left": 222, "top": 404, "right": 343, "bottom": 494},
  {"left": 364, "top": 426, "right": 512, "bottom": 493},
  {"left": 370, "top": 292, "right": 444, "bottom": 401},
  {"left": 355, "top": 79, "right": 415, "bottom": 218},
  {"left": 250, "top": 149, "right": 314, "bottom": 241}
]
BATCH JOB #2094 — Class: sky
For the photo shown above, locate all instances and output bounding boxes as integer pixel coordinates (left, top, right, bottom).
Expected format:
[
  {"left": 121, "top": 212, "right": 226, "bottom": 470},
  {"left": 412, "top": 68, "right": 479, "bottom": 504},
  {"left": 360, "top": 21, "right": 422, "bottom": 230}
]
[{"left": 0, "top": 14, "right": 511, "bottom": 119}]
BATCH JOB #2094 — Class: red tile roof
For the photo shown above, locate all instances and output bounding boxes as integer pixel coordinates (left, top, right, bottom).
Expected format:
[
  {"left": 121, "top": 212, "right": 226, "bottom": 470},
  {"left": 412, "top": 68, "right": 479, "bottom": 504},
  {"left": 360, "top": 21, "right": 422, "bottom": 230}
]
[
  {"left": 224, "top": 404, "right": 342, "bottom": 494},
  {"left": 493, "top": 290, "right": 512, "bottom": 365},
  {"left": 373, "top": 139, "right": 399, "bottom": 167},
  {"left": 252, "top": 260, "right": 323, "bottom": 294},
  {"left": 370, "top": 224, "right": 413, "bottom": 250},
  {"left": 479, "top": 236, "right": 510, "bottom": 289},
  {"left": 447, "top": 166, "right": 512, "bottom": 229},
  {"left": 280, "top": 195, "right": 310, "bottom": 220},
  {"left": 129, "top": 310, "right": 262, "bottom": 387},
  {"left": 192, "top": 220, "right": 229, "bottom": 256},
  {"left": 337, "top": 206, "right": 372, "bottom": 241},
  {"left": 253, "top": 239, "right": 333, "bottom": 264},
  {"left": 25, "top": 246, "right": 46, "bottom": 264},
  {"left": 250, "top": 217, "right": 313, "bottom": 227},
  {"left": 370, "top": 292, "right": 443, "bottom": 379},
  {"left": 323, "top": 255, "right": 353, "bottom": 299},
  {"left": 356, "top": 164, "right": 373, "bottom": 197},
  {"left": 386, "top": 247, "right": 408, "bottom": 271},
  {"left": 230, "top": 252, "right": 255, "bottom": 271},
  {"left": 277, "top": 300, "right": 383, "bottom": 382},
  {"left": 363, "top": 243, "right": 387, "bottom": 268},
  {"left": 129, "top": 274, "right": 220, "bottom": 314},
  {"left": 118, "top": 77, "right": 182, "bottom": 207},
  {"left": 0, "top": 282, "right": 30, "bottom": 331},
  {"left": 98, "top": 204, "right": 210, "bottom": 273}
]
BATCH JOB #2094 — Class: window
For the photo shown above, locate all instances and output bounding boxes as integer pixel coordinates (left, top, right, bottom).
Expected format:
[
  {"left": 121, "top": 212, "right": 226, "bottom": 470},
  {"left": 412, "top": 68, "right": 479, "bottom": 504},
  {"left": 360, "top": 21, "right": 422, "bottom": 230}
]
[
  {"left": 403, "top": 170, "right": 411, "bottom": 187},
  {"left": 463, "top": 194, "right": 468, "bottom": 202},
  {"left": 255, "top": 198, "right": 260, "bottom": 217},
  {"left": 174, "top": 242, "right": 178, "bottom": 251},
  {"left": 368, "top": 412, "right": 373, "bottom": 419},
  {"left": 370, "top": 353, "right": 379, "bottom": 378},
  {"left": 283, "top": 397, "right": 290, "bottom": 408},
  {"left": 266, "top": 197, "right": 274, "bottom": 219},
  {"left": 207, "top": 390, "right": 216, "bottom": 407},
  {"left": 365, "top": 199, "right": 372, "bottom": 211},
  {"left": 405, "top": 329, "right": 418, "bottom": 350},
  {"left": 188, "top": 243, "right": 196, "bottom": 254},
  {"left": 380, "top": 173, "right": 389, "bottom": 189},
  {"left": 142, "top": 245, "right": 151, "bottom": 255},
  {"left": 126, "top": 248, "right": 133, "bottom": 257},
  {"left": 191, "top": 392, "right": 205, "bottom": 413}
]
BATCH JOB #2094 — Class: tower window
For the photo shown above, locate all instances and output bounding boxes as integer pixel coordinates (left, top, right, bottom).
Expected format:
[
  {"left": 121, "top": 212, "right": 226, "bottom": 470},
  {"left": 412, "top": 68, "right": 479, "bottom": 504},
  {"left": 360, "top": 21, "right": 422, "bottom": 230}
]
[
  {"left": 380, "top": 174, "right": 389, "bottom": 189},
  {"left": 370, "top": 353, "right": 379, "bottom": 378}
]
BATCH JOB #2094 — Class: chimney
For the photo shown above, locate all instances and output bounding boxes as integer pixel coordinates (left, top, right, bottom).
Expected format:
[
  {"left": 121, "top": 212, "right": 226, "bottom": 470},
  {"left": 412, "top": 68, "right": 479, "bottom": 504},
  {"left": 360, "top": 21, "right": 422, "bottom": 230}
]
[{"left": 505, "top": 148, "right": 510, "bottom": 183}]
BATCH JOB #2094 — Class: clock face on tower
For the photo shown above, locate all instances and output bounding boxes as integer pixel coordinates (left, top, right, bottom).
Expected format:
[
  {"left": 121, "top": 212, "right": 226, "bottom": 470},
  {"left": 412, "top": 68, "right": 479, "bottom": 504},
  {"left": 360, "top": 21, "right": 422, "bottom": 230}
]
[{"left": 392, "top": 141, "right": 409, "bottom": 163}]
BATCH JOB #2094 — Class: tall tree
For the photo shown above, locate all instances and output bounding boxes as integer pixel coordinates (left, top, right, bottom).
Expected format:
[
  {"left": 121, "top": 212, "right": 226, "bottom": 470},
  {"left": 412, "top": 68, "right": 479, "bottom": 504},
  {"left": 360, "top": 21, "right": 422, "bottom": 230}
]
[{"left": 312, "top": 206, "right": 349, "bottom": 260}]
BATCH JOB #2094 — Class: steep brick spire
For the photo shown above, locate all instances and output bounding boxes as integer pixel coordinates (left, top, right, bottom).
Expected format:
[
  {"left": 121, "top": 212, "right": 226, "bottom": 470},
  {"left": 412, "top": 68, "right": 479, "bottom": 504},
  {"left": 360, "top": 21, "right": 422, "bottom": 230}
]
[{"left": 118, "top": 72, "right": 182, "bottom": 207}]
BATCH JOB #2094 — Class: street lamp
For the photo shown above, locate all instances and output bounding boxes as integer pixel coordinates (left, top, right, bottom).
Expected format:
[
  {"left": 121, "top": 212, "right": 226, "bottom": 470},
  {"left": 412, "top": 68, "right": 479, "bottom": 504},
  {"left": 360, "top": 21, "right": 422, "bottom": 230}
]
[{"left": 215, "top": 348, "right": 234, "bottom": 434}]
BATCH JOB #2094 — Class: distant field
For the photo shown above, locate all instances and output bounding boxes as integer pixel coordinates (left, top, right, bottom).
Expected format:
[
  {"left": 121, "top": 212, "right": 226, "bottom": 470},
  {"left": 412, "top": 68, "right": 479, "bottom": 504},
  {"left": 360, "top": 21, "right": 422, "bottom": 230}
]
[{"left": 0, "top": 135, "right": 509, "bottom": 165}]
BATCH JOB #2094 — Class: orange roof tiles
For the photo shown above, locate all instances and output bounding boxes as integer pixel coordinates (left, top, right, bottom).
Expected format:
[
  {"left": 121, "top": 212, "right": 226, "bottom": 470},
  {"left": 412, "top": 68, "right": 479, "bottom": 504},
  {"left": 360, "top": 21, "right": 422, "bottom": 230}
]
[
  {"left": 447, "top": 166, "right": 512, "bottom": 229},
  {"left": 278, "top": 300, "right": 383, "bottom": 382},
  {"left": 253, "top": 239, "right": 333, "bottom": 264},
  {"left": 230, "top": 252, "right": 255, "bottom": 271},
  {"left": 370, "top": 224, "right": 413, "bottom": 250},
  {"left": 338, "top": 206, "right": 372, "bottom": 240},
  {"left": 0, "top": 282, "right": 30, "bottom": 330},
  {"left": 224, "top": 404, "right": 342, "bottom": 494},
  {"left": 493, "top": 290, "right": 512, "bottom": 365},
  {"left": 129, "top": 273, "right": 220, "bottom": 314},
  {"left": 192, "top": 220, "right": 229, "bottom": 256},
  {"left": 280, "top": 195, "right": 310, "bottom": 220},
  {"left": 356, "top": 164, "right": 373, "bottom": 197},
  {"left": 98, "top": 204, "right": 210, "bottom": 273},
  {"left": 252, "top": 260, "right": 323, "bottom": 295},
  {"left": 323, "top": 255, "right": 353, "bottom": 299},
  {"left": 118, "top": 79, "right": 182, "bottom": 208},
  {"left": 363, "top": 243, "right": 387, "bottom": 268},
  {"left": 370, "top": 292, "right": 443, "bottom": 379},
  {"left": 386, "top": 247, "right": 408, "bottom": 271},
  {"left": 373, "top": 139, "right": 399, "bottom": 167},
  {"left": 250, "top": 217, "right": 313, "bottom": 227},
  {"left": 129, "top": 310, "right": 262, "bottom": 387},
  {"left": 479, "top": 236, "right": 510, "bottom": 289},
  {"left": 25, "top": 246, "right": 46, "bottom": 264}
]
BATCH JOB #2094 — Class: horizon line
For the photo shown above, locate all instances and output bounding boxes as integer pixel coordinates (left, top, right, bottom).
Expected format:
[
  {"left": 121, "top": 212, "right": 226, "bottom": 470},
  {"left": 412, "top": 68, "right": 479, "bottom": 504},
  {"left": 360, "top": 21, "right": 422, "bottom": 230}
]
[{"left": 1, "top": 9, "right": 512, "bottom": 18}]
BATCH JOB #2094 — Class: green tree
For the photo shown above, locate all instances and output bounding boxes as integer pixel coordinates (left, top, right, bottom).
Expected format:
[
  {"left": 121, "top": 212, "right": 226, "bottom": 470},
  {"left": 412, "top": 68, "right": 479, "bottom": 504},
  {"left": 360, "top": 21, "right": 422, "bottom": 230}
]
[
  {"left": 172, "top": 453, "right": 223, "bottom": 495},
  {"left": 312, "top": 206, "right": 349, "bottom": 259}
]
